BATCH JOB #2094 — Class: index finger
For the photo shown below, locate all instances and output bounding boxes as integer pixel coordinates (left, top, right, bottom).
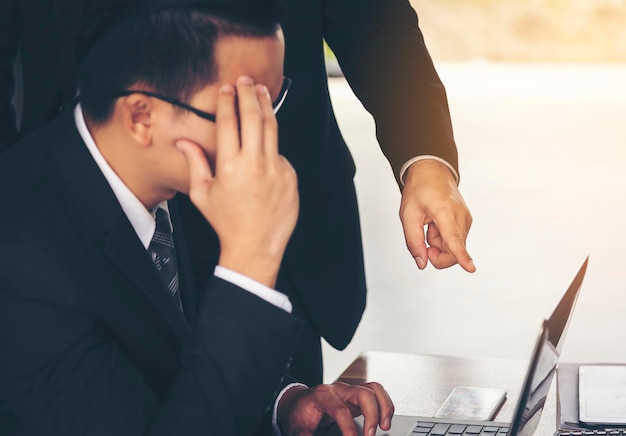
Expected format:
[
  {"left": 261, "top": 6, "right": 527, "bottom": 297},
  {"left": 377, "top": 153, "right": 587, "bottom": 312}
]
[
  {"left": 215, "top": 84, "right": 240, "bottom": 170},
  {"left": 363, "top": 382, "right": 394, "bottom": 431},
  {"left": 321, "top": 394, "right": 359, "bottom": 436},
  {"left": 333, "top": 383, "right": 381, "bottom": 436},
  {"left": 430, "top": 215, "right": 475, "bottom": 272}
]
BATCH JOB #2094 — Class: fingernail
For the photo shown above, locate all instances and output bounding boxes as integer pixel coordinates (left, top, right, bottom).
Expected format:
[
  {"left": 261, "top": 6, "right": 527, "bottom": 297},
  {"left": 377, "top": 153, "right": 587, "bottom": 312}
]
[
  {"left": 237, "top": 76, "right": 254, "bottom": 85},
  {"left": 384, "top": 417, "right": 391, "bottom": 429},
  {"left": 416, "top": 257, "right": 426, "bottom": 269},
  {"left": 368, "top": 428, "right": 376, "bottom": 436},
  {"left": 219, "top": 84, "right": 234, "bottom": 94}
]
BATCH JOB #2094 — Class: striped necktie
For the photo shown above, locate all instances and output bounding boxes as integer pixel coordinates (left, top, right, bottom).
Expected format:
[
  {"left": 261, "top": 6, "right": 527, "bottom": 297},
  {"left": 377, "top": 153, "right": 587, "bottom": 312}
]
[{"left": 149, "top": 207, "right": 182, "bottom": 312}]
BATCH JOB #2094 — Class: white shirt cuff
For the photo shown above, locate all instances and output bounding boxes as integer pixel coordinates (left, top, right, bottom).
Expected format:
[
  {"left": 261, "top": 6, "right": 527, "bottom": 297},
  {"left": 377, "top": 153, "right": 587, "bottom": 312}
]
[
  {"left": 399, "top": 155, "right": 459, "bottom": 186},
  {"left": 272, "top": 383, "right": 308, "bottom": 435},
  {"left": 213, "top": 266, "right": 292, "bottom": 313}
]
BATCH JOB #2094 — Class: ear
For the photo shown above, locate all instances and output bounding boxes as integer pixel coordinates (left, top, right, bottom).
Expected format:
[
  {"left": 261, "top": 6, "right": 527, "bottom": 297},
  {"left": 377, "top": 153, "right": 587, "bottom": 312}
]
[{"left": 119, "top": 94, "right": 155, "bottom": 147}]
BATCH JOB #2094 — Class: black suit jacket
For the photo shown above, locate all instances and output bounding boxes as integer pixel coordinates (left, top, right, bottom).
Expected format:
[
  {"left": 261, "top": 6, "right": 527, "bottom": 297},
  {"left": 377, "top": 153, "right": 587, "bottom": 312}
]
[
  {"left": 181, "top": 0, "right": 460, "bottom": 360},
  {"left": 0, "top": 0, "right": 461, "bottom": 386},
  {"left": 0, "top": 0, "right": 84, "bottom": 151},
  {"left": 0, "top": 108, "right": 303, "bottom": 435}
]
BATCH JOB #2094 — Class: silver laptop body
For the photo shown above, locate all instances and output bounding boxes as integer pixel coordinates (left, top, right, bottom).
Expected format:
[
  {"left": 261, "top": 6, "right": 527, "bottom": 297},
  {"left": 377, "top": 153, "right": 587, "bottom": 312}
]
[{"left": 326, "top": 257, "right": 589, "bottom": 436}]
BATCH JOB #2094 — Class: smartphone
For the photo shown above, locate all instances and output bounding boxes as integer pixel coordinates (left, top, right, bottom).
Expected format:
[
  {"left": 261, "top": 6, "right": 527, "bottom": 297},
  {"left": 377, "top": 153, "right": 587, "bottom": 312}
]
[{"left": 434, "top": 386, "right": 507, "bottom": 421}]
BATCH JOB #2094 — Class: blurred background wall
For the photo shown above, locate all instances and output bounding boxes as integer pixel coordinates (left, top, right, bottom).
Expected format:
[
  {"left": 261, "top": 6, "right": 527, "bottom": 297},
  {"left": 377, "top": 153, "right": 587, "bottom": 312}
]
[
  {"left": 322, "top": 0, "right": 626, "bottom": 383},
  {"left": 413, "top": 0, "right": 626, "bottom": 62}
]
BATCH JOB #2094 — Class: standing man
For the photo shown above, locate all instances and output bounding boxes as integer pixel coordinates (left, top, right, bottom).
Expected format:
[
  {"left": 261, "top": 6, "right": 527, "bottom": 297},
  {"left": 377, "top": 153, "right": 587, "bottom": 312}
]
[
  {"left": 0, "top": 0, "right": 85, "bottom": 152},
  {"left": 0, "top": 1, "right": 394, "bottom": 434},
  {"left": 0, "top": 0, "right": 474, "bottom": 389},
  {"left": 179, "top": 0, "right": 476, "bottom": 387}
]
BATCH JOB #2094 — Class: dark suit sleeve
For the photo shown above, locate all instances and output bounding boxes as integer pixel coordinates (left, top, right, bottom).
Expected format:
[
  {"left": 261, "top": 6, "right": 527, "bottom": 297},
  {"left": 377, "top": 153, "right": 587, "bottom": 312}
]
[
  {"left": 0, "top": 0, "right": 19, "bottom": 152},
  {"left": 0, "top": 240, "right": 303, "bottom": 436},
  {"left": 322, "top": 0, "right": 459, "bottom": 186}
]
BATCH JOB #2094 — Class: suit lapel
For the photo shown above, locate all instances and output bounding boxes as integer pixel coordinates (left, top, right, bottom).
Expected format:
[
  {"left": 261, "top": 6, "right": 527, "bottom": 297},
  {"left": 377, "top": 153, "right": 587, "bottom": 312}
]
[
  {"left": 104, "top": 220, "right": 192, "bottom": 342},
  {"left": 50, "top": 108, "right": 192, "bottom": 344}
]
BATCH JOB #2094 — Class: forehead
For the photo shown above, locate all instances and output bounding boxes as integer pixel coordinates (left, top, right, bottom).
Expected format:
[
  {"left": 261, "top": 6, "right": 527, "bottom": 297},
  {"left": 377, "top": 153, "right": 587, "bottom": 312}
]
[{"left": 213, "top": 31, "right": 285, "bottom": 85}]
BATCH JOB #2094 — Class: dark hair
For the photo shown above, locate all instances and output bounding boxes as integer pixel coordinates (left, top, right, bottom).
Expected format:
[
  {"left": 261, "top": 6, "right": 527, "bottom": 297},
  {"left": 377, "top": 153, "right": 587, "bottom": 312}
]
[{"left": 77, "top": 1, "right": 282, "bottom": 124}]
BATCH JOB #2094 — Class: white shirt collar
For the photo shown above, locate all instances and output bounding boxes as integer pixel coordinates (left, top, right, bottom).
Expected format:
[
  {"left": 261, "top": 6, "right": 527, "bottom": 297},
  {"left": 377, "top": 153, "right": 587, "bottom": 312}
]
[{"left": 74, "top": 104, "right": 171, "bottom": 249}]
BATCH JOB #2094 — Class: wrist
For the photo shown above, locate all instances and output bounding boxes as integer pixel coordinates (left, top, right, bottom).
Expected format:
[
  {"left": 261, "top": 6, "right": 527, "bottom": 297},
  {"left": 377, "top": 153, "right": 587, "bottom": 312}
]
[
  {"left": 405, "top": 159, "right": 457, "bottom": 188},
  {"left": 218, "top": 249, "right": 283, "bottom": 288},
  {"left": 277, "top": 384, "right": 308, "bottom": 433}
]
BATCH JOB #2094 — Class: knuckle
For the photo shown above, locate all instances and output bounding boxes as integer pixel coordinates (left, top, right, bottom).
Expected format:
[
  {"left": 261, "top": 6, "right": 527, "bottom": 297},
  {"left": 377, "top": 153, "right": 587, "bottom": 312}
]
[
  {"left": 406, "top": 240, "right": 423, "bottom": 253},
  {"left": 246, "top": 159, "right": 264, "bottom": 176},
  {"left": 313, "top": 384, "right": 334, "bottom": 396},
  {"left": 219, "top": 162, "right": 236, "bottom": 177},
  {"left": 263, "top": 114, "right": 278, "bottom": 128},
  {"left": 398, "top": 203, "right": 413, "bottom": 220},
  {"left": 330, "top": 382, "right": 353, "bottom": 395},
  {"left": 241, "top": 107, "right": 262, "bottom": 122},
  {"left": 364, "top": 381, "right": 382, "bottom": 391},
  {"left": 432, "top": 203, "right": 453, "bottom": 218},
  {"left": 400, "top": 209, "right": 426, "bottom": 225},
  {"left": 278, "top": 158, "right": 297, "bottom": 181},
  {"left": 357, "top": 385, "right": 375, "bottom": 399}
]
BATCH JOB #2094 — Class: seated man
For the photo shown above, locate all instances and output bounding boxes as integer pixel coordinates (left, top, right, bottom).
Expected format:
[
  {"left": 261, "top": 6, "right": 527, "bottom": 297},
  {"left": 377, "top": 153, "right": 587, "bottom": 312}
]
[{"left": 0, "top": 0, "right": 393, "bottom": 434}]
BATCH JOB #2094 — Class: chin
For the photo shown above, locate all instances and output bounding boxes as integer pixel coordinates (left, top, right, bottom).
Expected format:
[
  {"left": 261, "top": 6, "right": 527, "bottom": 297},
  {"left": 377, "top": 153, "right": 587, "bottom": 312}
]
[
  {"left": 175, "top": 181, "right": 191, "bottom": 197},
  {"left": 162, "top": 190, "right": 179, "bottom": 201}
]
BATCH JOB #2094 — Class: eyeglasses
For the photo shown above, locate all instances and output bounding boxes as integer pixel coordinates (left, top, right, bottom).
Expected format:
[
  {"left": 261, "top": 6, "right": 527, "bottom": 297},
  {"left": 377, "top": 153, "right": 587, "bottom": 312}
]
[{"left": 111, "top": 77, "right": 292, "bottom": 123}]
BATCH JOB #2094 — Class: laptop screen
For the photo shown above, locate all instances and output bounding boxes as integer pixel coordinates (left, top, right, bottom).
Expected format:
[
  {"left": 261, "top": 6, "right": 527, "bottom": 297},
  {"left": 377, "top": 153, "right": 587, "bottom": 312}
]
[
  {"left": 509, "top": 256, "right": 589, "bottom": 436},
  {"left": 546, "top": 257, "right": 589, "bottom": 354},
  {"left": 509, "top": 322, "right": 559, "bottom": 435}
]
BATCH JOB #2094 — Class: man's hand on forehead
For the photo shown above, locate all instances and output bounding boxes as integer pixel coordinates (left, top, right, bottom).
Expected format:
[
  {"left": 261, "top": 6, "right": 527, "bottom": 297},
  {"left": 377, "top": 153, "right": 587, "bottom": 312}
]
[{"left": 176, "top": 75, "right": 299, "bottom": 289}]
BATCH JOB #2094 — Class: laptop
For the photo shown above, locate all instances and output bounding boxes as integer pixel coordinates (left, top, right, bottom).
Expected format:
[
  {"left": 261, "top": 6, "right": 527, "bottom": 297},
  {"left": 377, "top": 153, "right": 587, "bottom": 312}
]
[{"left": 326, "top": 256, "right": 589, "bottom": 436}]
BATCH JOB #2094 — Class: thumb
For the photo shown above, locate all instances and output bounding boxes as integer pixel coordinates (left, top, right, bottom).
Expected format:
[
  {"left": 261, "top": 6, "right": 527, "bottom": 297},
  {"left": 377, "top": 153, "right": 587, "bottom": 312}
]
[{"left": 175, "top": 139, "right": 214, "bottom": 194}]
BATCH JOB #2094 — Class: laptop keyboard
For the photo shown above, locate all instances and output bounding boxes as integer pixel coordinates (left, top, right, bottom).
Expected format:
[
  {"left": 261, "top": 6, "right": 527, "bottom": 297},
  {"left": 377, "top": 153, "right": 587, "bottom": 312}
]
[
  {"left": 411, "top": 422, "right": 626, "bottom": 436},
  {"left": 412, "top": 421, "right": 509, "bottom": 435},
  {"left": 557, "top": 431, "right": 626, "bottom": 435}
]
